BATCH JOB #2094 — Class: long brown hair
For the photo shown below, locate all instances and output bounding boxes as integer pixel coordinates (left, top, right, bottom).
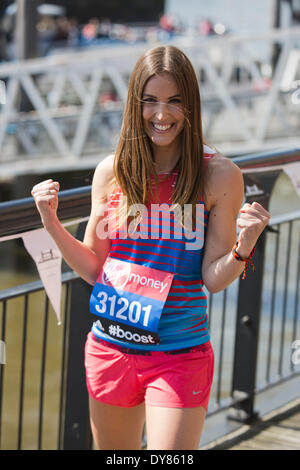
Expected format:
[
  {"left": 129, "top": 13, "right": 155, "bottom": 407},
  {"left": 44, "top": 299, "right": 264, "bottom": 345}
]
[{"left": 111, "top": 45, "right": 205, "bottom": 231}]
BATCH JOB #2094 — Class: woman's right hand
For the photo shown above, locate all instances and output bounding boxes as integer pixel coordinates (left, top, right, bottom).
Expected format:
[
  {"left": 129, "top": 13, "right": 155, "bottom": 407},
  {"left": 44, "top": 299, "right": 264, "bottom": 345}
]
[{"left": 31, "top": 179, "right": 60, "bottom": 228}]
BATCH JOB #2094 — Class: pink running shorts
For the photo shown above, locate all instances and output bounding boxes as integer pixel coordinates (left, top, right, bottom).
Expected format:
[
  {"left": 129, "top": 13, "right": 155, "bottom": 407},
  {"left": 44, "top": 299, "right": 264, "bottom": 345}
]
[{"left": 84, "top": 332, "right": 214, "bottom": 409}]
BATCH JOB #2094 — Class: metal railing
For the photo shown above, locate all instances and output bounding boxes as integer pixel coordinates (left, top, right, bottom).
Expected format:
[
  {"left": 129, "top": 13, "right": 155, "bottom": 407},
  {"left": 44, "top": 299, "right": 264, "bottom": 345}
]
[
  {"left": 0, "top": 271, "right": 77, "bottom": 450},
  {"left": 1, "top": 27, "right": 300, "bottom": 173},
  {"left": 0, "top": 148, "right": 299, "bottom": 449}
]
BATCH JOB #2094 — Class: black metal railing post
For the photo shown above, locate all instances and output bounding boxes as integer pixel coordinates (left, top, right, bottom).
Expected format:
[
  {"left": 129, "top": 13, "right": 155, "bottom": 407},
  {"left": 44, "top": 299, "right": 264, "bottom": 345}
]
[
  {"left": 61, "top": 222, "right": 93, "bottom": 450},
  {"left": 228, "top": 170, "right": 281, "bottom": 424}
]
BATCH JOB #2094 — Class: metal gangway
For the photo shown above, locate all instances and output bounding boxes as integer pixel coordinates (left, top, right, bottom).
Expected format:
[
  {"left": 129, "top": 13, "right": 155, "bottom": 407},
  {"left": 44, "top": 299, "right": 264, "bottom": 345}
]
[{"left": 1, "top": 27, "right": 300, "bottom": 177}]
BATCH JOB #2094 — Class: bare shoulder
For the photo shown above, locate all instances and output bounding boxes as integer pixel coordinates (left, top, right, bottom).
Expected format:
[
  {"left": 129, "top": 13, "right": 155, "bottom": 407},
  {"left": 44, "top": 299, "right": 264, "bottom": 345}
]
[
  {"left": 92, "top": 154, "right": 115, "bottom": 201},
  {"left": 205, "top": 152, "right": 244, "bottom": 210},
  {"left": 206, "top": 151, "right": 242, "bottom": 183},
  {"left": 93, "top": 154, "right": 115, "bottom": 182}
]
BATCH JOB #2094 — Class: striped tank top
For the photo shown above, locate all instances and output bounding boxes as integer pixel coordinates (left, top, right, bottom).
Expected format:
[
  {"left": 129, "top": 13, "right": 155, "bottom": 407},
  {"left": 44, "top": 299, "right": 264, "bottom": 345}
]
[{"left": 91, "top": 146, "right": 215, "bottom": 351}]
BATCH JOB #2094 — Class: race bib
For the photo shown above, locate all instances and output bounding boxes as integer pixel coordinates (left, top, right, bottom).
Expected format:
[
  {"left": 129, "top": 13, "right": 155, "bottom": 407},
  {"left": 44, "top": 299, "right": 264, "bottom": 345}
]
[{"left": 89, "top": 257, "right": 174, "bottom": 345}]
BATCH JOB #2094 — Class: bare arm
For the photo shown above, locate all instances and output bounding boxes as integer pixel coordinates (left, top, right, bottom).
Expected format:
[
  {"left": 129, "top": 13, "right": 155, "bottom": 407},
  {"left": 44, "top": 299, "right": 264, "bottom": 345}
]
[
  {"left": 31, "top": 155, "right": 114, "bottom": 285},
  {"left": 202, "top": 155, "right": 270, "bottom": 293}
]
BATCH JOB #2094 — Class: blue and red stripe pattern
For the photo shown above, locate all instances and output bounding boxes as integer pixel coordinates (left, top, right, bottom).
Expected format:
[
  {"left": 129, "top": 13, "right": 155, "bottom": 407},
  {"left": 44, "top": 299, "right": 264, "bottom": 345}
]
[{"left": 92, "top": 152, "right": 214, "bottom": 351}]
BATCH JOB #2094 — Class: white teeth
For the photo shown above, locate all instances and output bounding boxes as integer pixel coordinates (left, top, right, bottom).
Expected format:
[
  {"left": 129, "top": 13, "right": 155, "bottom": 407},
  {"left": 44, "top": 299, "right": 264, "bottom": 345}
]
[{"left": 153, "top": 123, "right": 172, "bottom": 131}]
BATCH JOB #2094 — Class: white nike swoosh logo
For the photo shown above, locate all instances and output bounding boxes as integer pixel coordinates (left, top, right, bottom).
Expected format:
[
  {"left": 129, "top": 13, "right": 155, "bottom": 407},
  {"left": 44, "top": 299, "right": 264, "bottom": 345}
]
[{"left": 192, "top": 391, "right": 202, "bottom": 395}]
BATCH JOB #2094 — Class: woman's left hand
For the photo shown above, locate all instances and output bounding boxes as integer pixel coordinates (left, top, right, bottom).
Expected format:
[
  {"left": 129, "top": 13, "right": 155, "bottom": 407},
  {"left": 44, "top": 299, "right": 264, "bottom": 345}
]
[{"left": 236, "top": 202, "right": 270, "bottom": 257}]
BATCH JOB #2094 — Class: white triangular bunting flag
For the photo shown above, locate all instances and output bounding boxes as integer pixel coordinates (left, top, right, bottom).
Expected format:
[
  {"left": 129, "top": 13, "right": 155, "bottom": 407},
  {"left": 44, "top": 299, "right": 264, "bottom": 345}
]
[
  {"left": 283, "top": 161, "right": 300, "bottom": 199},
  {"left": 22, "top": 228, "right": 62, "bottom": 325}
]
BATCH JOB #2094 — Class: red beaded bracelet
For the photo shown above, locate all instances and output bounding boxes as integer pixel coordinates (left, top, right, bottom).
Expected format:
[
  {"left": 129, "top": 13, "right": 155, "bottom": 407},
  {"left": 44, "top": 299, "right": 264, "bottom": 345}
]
[{"left": 232, "top": 241, "right": 255, "bottom": 280}]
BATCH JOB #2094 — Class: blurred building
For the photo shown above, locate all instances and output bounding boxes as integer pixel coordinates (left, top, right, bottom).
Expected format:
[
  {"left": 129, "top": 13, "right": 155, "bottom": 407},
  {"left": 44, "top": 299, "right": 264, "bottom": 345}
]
[
  {"left": 0, "top": 0, "right": 165, "bottom": 24},
  {"left": 0, "top": 0, "right": 166, "bottom": 61},
  {"left": 59, "top": 0, "right": 165, "bottom": 23}
]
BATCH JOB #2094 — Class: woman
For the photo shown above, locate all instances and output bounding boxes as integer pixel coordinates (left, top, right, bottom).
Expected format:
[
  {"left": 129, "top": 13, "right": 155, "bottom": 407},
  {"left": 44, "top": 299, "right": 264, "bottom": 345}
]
[{"left": 31, "top": 45, "right": 270, "bottom": 450}]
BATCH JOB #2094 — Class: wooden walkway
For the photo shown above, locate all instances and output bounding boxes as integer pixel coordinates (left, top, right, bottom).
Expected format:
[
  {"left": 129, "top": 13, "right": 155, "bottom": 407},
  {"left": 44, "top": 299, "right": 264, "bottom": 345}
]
[{"left": 201, "top": 398, "right": 300, "bottom": 450}]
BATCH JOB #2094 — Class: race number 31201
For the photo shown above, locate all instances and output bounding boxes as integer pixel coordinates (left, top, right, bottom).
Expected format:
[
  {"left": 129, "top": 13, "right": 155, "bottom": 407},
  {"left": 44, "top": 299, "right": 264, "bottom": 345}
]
[{"left": 95, "top": 290, "right": 152, "bottom": 327}]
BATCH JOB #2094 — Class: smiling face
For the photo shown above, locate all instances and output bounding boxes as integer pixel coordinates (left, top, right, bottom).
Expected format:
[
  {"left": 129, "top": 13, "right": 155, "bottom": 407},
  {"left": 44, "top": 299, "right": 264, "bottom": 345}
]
[{"left": 142, "top": 72, "right": 185, "bottom": 158}]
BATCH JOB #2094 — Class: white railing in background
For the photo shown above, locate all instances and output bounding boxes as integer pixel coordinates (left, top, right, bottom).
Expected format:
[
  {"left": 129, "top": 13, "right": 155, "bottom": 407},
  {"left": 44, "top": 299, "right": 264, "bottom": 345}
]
[{"left": 0, "top": 27, "right": 300, "bottom": 174}]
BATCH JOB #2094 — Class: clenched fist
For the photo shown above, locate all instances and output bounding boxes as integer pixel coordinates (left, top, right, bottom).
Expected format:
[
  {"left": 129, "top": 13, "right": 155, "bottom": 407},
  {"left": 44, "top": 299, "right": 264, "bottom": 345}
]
[
  {"left": 236, "top": 201, "right": 270, "bottom": 257},
  {"left": 31, "top": 179, "right": 60, "bottom": 228}
]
